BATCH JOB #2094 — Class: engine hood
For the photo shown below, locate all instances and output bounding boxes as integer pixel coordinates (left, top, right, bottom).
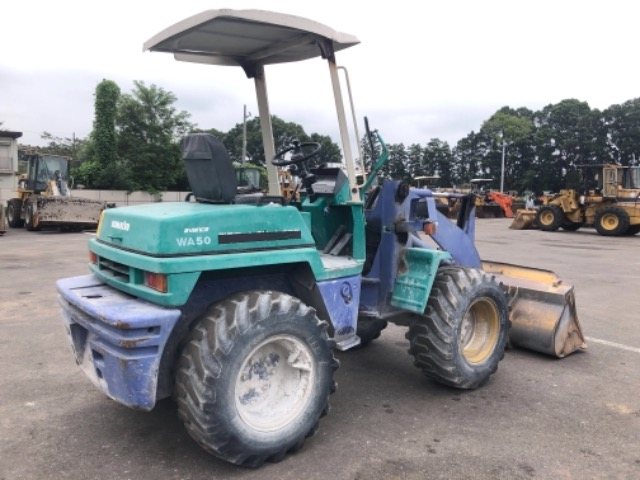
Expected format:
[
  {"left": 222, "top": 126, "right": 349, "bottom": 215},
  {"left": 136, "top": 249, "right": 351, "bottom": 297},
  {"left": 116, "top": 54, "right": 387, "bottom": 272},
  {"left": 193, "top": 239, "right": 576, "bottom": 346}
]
[{"left": 97, "top": 202, "right": 315, "bottom": 256}]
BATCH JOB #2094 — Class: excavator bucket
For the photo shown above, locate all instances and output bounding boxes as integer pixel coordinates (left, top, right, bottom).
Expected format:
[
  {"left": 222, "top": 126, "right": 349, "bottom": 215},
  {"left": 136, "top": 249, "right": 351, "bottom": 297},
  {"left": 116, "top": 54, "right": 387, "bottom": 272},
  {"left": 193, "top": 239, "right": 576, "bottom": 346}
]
[
  {"left": 482, "top": 261, "right": 586, "bottom": 358},
  {"left": 509, "top": 209, "right": 537, "bottom": 230}
]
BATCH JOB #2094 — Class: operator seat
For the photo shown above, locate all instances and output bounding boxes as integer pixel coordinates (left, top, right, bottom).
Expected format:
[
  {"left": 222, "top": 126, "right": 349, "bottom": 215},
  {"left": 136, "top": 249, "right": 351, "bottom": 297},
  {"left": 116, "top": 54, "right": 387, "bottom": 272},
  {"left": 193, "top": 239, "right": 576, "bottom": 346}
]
[{"left": 180, "top": 134, "right": 237, "bottom": 203}]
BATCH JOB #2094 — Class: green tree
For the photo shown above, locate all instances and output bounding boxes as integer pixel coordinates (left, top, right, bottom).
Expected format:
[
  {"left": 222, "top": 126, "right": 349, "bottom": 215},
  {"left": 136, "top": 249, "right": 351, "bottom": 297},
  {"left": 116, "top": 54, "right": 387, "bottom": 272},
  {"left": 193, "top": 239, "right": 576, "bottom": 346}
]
[
  {"left": 423, "top": 139, "right": 454, "bottom": 188},
  {"left": 480, "top": 109, "right": 534, "bottom": 192},
  {"left": 222, "top": 115, "right": 341, "bottom": 167},
  {"left": 117, "top": 81, "right": 194, "bottom": 193},
  {"left": 453, "top": 131, "right": 483, "bottom": 187},
  {"left": 406, "top": 144, "right": 424, "bottom": 180},
  {"left": 533, "top": 99, "right": 604, "bottom": 192},
  {"left": 603, "top": 98, "right": 640, "bottom": 165},
  {"left": 76, "top": 79, "right": 132, "bottom": 189},
  {"left": 383, "top": 143, "right": 409, "bottom": 181},
  {"left": 39, "top": 132, "right": 89, "bottom": 162}
]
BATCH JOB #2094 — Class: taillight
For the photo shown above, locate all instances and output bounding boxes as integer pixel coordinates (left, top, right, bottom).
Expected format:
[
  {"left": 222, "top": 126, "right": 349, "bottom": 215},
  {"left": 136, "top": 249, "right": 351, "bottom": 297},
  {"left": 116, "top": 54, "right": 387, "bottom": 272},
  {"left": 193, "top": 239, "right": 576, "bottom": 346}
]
[
  {"left": 145, "top": 272, "right": 168, "bottom": 293},
  {"left": 89, "top": 251, "right": 98, "bottom": 264}
]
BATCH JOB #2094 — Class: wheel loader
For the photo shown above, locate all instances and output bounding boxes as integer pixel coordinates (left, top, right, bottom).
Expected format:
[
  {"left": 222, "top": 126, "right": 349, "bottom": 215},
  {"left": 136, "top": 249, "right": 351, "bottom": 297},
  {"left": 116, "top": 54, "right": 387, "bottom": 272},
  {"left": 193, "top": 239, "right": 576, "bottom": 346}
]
[
  {"left": 468, "top": 179, "right": 514, "bottom": 218},
  {"left": 511, "top": 164, "right": 640, "bottom": 235},
  {"left": 56, "top": 9, "right": 585, "bottom": 468},
  {"left": 6, "top": 151, "right": 110, "bottom": 231}
]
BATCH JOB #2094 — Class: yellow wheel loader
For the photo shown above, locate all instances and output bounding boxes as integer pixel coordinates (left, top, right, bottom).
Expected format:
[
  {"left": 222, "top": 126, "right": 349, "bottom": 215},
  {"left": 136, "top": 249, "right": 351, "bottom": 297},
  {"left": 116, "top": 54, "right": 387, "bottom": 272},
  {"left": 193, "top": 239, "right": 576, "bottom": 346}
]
[
  {"left": 511, "top": 164, "right": 640, "bottom": 235},
  {"left": 6, "top": 152, "right": 110, "bottom": 232}
]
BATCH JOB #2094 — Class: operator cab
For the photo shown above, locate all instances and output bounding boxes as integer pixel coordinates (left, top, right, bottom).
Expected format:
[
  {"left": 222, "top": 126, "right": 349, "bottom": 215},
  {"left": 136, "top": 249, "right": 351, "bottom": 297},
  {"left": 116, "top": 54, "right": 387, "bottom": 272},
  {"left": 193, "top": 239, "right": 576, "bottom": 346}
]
[{"left": 22, "top": 153, "right": 70, "bottom": 194}]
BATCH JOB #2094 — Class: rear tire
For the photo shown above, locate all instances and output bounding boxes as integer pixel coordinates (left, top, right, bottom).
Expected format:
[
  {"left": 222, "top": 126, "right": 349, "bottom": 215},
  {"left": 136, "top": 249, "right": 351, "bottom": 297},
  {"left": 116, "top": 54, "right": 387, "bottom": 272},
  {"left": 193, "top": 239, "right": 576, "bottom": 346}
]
[
  {"left": 594, "top": 206, "right": 630, "bottom": 236},
  {"left": 406, "top": 267, "right": 509, "bottom": 390},
  {"left": 174, "top": 291, "right": 338, "bottom": 467},
  {"left": 536, "top": 205, "right": 563, "bottom": 231},
  {"left": 7, "top": 200, "right": 24, "bottom": 228}
]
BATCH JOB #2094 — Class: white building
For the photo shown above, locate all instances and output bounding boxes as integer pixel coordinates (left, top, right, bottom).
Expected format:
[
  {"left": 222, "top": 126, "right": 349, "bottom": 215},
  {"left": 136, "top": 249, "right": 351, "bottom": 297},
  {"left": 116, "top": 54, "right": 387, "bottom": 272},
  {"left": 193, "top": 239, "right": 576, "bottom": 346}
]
[{"left": 0, "top": 131, "right": 22, "bottom": 202}]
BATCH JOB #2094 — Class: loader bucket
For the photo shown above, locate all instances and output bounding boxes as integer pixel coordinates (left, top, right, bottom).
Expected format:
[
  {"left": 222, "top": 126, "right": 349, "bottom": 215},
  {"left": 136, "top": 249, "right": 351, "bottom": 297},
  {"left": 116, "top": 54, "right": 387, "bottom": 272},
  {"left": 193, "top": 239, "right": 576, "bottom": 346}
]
[
  {"left": 35, "top": 197, "right": 105, "bottom": 229},
  {"left": 482, "top": 261, "right": 586, "bottom": 358},
  {"left": 509, "top": 209, "right": 537, "bottom": 230}
]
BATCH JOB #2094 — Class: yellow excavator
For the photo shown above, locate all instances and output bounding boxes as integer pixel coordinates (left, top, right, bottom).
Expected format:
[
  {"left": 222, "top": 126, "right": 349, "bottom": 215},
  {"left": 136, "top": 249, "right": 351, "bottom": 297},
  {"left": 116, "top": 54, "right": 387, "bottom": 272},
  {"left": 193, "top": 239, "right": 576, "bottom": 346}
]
[{"left": 6, "top": 152, "right": 110, "bottom": 231}]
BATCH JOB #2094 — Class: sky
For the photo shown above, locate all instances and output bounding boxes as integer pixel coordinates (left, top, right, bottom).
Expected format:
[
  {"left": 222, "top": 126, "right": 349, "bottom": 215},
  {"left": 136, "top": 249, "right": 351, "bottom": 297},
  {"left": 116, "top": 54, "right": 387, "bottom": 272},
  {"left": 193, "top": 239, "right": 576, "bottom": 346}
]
[{"left": 2, "top": 0, "right": 639, "bottom": 151}]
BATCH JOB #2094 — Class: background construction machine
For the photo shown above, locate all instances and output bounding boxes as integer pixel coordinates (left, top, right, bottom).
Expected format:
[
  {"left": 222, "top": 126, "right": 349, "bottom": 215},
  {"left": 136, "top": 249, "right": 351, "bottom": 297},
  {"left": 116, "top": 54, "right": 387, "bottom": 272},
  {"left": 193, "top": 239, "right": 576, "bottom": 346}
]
[
  {"left": 413, "top": 175, "right": 453, "bottom": 217},
  {"left": 518, "top": 164, "right": 640, "bottom": 235},
  {"left": 6, "top": 152, "right": 110, "bottom": 232},
  {"left": 462, "top": 179, "right": 515, "bottom": 218}
]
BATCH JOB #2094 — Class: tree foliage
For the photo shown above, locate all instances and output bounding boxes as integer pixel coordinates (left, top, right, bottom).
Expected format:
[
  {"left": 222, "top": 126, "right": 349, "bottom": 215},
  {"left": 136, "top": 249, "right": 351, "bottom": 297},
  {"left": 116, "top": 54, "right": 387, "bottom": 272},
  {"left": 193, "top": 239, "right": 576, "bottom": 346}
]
[
  {"left": 26, "top": 79, "right": 640, "bottom": 196},
  {"left": 78, "top": 79, "right": 131, "bottom": 190},
  {"left": 116, "top": 81, "right": 194, "bottom": 193},
  {"left": 221, "top": 116, "right": 342, "bottom": 167}
]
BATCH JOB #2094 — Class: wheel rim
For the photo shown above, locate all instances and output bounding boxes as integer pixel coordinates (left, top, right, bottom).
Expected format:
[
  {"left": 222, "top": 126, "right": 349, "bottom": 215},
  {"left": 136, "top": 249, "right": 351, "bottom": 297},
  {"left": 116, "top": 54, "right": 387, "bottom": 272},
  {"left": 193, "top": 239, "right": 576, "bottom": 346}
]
[
  {"left": 460, "top": 298, "right": 500, "bottom": 364},
  {"left": 539, "top": 210, "right": 555, "bottom": 226},
  {"left": 235, "top": 334, "right": 315, "bottom": 432},
  {"left": 600, "top": 213, "right": 619, "bottom": 231},
  {"left": 7, "top": 205, "right": 15, "bottom": 223}
]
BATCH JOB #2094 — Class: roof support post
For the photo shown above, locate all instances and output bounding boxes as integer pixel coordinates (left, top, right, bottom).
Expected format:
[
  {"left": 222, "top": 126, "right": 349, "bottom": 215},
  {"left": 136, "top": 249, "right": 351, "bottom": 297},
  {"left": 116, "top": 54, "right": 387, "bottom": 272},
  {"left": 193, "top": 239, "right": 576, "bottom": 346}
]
[
  {"left": 327, "top": 57, "right": 360, "bottom": 203},
  {"left": 252, "top": 64, "right": 280, "bottom": 196}
]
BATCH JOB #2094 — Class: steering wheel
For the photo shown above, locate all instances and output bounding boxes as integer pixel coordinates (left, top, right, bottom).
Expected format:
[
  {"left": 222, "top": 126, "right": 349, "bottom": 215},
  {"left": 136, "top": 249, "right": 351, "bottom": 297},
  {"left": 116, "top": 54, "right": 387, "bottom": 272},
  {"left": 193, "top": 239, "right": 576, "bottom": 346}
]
[{"left": 271, "top": 141, "right": 322, "bottom": 167}]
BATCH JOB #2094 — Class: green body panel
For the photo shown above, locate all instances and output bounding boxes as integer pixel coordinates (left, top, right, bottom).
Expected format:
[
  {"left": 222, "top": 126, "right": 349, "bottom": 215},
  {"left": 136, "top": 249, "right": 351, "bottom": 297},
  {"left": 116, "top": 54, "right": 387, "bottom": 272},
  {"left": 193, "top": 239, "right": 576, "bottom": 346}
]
[
  {"left": 90, "top": 200, "right": 366, "bottom": 307},
  {"left": 300, "top": 198, "right": 365, "bottom": 261},
  {"left": 98, "top": 203, "right": 316, "bottom": 255},
  {"left": 391, "top": 248, "right": 452, "bottom": 313}
]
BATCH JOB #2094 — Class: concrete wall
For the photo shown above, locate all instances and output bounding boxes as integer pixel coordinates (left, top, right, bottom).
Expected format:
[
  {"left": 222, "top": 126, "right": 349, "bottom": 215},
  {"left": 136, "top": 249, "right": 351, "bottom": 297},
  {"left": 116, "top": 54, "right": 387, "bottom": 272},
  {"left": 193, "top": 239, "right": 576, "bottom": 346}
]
[{"left": 0, "top": 188, "right": 192, "bottom": 207}]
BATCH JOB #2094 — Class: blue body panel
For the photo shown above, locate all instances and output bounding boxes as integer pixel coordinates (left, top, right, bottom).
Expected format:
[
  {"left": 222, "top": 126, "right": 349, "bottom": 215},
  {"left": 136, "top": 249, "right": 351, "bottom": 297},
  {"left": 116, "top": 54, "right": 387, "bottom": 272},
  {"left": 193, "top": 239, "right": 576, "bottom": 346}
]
[
  {"left": 316, "top": 275, "right": 361, "bottom": 350},
  {"left": 360, "top": 179, "right": 480, "bottom": 315},
  {"left": 57, "top": 275, "right": 181, "bottom": 410}
]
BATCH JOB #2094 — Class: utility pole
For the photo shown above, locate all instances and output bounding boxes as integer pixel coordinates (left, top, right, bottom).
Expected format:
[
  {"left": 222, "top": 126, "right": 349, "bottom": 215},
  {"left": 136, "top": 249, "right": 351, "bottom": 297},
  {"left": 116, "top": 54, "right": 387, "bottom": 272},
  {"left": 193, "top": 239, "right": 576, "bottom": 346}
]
[
  {"left": 242, "top": 105, "right": 251, "bottom": 164},
  {"left": 500, "top": 132, "right": 506, "bottom": 192}
]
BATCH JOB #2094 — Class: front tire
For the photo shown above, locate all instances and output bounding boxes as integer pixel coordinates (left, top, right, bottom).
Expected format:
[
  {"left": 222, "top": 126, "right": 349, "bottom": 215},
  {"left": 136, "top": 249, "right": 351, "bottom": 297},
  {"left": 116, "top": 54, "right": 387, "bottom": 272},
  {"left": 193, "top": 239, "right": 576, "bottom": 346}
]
[
  {"left": 175, "top": 291, "right": 338, "bottom": 467},
  {"left": 594, "top": 206, "right": 630, "bottom": 236},
  {"left": 406, "top": 267, "right": 509, "bottom": 390},
  {"left": 536, "top": 205, "right": 563, "bottom": 231}
]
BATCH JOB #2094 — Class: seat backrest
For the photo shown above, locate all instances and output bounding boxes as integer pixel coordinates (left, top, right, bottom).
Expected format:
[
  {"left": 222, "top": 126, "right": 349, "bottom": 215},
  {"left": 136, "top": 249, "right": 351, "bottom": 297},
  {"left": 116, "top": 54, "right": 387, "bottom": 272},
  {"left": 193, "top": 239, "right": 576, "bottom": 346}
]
[{"left": 181, "top": 134, "right": 237, "bottom": 203}]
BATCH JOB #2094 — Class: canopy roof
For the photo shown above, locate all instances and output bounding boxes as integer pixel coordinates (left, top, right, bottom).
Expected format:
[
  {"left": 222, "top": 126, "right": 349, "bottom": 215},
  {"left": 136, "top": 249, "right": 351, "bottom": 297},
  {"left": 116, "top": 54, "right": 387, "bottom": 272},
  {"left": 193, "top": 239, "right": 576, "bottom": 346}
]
[{"left": 143, "top": 9, "right": 359, "bottom": 70}]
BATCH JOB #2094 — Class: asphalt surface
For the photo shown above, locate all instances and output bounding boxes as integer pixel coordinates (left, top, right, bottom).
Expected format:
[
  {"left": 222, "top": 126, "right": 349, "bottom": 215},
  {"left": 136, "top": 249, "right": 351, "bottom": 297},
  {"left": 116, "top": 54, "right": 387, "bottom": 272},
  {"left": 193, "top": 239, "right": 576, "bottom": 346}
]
[{"left": 1, "top": 220, "right": 639, "bottom": 479}]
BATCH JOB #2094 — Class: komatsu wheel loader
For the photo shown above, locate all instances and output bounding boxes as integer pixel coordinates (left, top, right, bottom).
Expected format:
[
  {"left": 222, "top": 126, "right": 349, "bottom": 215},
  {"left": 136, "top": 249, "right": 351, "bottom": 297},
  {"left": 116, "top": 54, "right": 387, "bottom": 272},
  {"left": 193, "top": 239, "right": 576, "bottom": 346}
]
[{"left": 56, "top": 9, "right": 585, "bottom": 468}]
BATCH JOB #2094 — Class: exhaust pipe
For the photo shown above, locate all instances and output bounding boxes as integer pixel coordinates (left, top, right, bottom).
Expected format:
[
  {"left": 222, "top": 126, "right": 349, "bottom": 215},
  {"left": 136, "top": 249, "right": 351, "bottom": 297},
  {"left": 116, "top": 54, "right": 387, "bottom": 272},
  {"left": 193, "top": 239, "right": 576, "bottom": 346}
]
[{"left": 482, "top": 261, "right": 586, "bottom": 357}]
